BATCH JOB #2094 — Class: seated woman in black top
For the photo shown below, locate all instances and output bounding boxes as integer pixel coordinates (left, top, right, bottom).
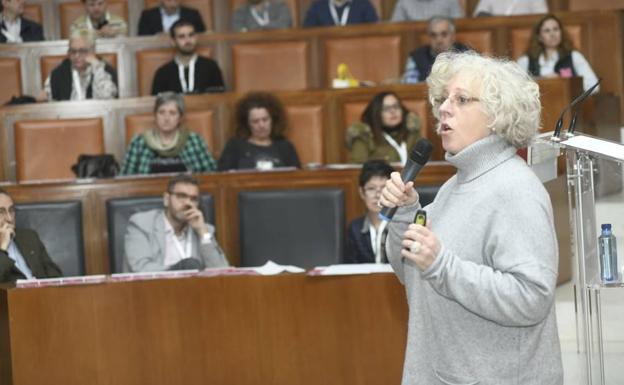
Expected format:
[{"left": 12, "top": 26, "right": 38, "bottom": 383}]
[{"left": 218, "top": 92, "right": 300, "bottom": 171}]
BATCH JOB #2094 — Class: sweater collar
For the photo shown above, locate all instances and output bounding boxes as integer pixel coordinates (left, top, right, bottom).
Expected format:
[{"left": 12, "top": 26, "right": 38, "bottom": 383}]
[{"left": 445, "top": 134, "right": 517, "bottom": 184}]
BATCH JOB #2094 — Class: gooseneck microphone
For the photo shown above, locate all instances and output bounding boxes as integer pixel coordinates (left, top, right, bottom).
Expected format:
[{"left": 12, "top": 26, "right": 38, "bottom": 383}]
[
  {"left": 379, "top": 138, "right": 433, "bottom": 222},
  {"left": 552, "top": 78, "right": 601, "bottom": 139}
]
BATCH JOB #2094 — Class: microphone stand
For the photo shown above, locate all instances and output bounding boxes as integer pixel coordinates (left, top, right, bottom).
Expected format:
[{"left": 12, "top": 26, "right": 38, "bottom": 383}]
[{"left": 551, "top": 78, "right": 601, "bottom": 140}]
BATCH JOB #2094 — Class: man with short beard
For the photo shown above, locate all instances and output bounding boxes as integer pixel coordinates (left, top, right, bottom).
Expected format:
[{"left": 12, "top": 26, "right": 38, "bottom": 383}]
[
  {"left": 70, "top": 0, "right": 127, "bottom": 38},
  {"left": 151, "top": 19, "right": 224, "bottom": 95},
  {"left": 124, "top": 175, "right": 228, "bottom": 273},
  {"left": 138, "top": 0, "right": 206, "bottom": 36}
]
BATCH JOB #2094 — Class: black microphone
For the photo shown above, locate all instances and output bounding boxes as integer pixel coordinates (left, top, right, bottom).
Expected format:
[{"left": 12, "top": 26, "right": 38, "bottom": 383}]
[
  {"left": 379, "top": 138, "right": 433, "bottom": 221},
  {"left": 552, "top": 78, "right": 601, "bottom": 139}
]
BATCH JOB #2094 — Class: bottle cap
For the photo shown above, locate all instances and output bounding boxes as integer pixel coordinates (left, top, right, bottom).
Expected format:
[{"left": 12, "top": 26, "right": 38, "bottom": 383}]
[{"left": 601, "top": 223, "right": 612, "bottom": 231}]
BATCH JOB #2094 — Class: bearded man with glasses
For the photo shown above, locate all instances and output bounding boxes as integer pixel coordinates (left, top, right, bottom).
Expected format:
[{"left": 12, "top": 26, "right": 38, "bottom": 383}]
[{"left": 124, "top": 174, "right": 228, "bottom": 272}]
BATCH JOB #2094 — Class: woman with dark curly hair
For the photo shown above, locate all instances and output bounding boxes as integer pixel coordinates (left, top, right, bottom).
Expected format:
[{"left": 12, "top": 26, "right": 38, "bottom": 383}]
[
  {"left": 516, "top": 13, "right": 598, "bottom": 92},
  {"left": 345, "top": 91, "right": 421, "bottom": 164},
  {"left": 218, "top": 92, "right": 300, "bottom": 171}
]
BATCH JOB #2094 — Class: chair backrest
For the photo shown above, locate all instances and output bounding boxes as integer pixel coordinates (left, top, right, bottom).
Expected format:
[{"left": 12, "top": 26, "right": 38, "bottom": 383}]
[
  {"left": 0, "top": 57, "right": 22, "bottom": 104},
  {"left": 229, "top": 0, "right": 299, "bottom": 27},
  {"left": 106, "top": 194, "right": 215, "bottom": 273},
  {"left": 510, "top": 25, "right": 583, "bottom": 59},
  {"left": 238, "top": 188, "right": 344, "bottom": 268},
  {"left": 284, "top": 104, "right": 325, "bottom": 165},
  {"left": 40, "top": 53, "right": 118, "bottom": 86},
  {"left": 324, "top": 35, "right": 402, "bottom": 86},
  {"left": 23, "top": 4, "right": 43, "bottom": 23},
  {"left": 15, "top": 200, "right": 85, "bottom": 277},
  {"left": 124, "top": 110, "right": 216, "bottom": 153},
  {"left": 232, "top": 41, "right": 310, "bottom": 92},
  {"left": 144, "top": 0, "right": 214, "bottom": 31},
  {"left": 59, "top": 0, "right": 128, "bottom": 38},
  {"left": 14, "top": 117, "right": 105, "bottom": 182},
  {"left": 136, "top": 46, "right": 213, "bottom": 96}
]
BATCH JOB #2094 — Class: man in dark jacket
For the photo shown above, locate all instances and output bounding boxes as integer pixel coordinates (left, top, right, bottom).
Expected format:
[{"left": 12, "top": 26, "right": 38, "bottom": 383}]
[
  {"left": 151, "top": 19, "right": 224, "bottom": 95},
  {"left": 0, "top": 0, "right": 44, "bottom": 43},
  {"left": 401, "top": 16, "right": 469, "bottom": 83},
  {"left": 138, "top": 0, "right": 206, "bottom": 36},
  {"left": 303, "top": 0, "right": 377, "bottom": 27},
  {"left": 0, "top": 189, "right": 62, "bottom": 283}
]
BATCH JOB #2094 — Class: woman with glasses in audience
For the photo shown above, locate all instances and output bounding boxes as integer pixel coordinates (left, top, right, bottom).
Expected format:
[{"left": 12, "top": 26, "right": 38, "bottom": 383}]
[
  {"left": 517, "top": 13, "right": 599, "bottom": 93},
  {"left": 218, "top": 92, "right": 300, "bottom": 171},
  {"left": 343, "top": 159, "right": 394, "bottom": 264},
  {"left": 380, "top": 51, "right": 562, "bottom": 384},
  {"left": 346, "top": 91, "right": 421, "bottom": 164},
  {"left": 120, "top": 92, "right": 217, "bottom": 175}
]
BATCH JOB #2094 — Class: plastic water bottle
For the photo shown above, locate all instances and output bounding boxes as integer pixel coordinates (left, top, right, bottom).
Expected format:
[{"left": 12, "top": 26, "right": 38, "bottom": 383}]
[{"left": 598, "top": 224, "right": 618, "bottom": 282}]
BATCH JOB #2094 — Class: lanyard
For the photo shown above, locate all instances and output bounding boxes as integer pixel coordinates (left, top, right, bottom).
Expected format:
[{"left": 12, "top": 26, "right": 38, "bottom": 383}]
[
  {"left": 329, "top": 2, "right": 350, "bottom": 26},
  {"left": 250, "top": 6, "right": 270, "bottom": 27},
  {"left": 177, "top": 54, "right": 197, "bottom": 93},
  {"left": 172, "top": 226, "right": 193, "bottom": 261},
  {"left": 71, "top": 69, "right": 85, "bottom": 100},
  {"left": 382, "top": 132, "right": 407, "bottom": 164}
]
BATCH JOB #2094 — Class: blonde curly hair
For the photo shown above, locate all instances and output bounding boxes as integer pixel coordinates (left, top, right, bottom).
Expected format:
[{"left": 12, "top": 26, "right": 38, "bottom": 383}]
[{"left": 427, "top": 51, "right": 541, "bottom": 148}]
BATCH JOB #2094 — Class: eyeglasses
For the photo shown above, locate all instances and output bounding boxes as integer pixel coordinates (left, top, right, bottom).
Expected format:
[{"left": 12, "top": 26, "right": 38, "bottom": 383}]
[
  {"left": 363, "top": 186, "right": 383, "bottom": 198},
  {"left": 168, "top": 191, "right": 199, "bottom": 203},
  {"left": 0, "top": 207, "right": 15, "bottom": 218},
  {"left": 68, "top": 48, "right": 91, "bottom": 56},
  {"left": 381, "top": 103, "right": 402, "bottom": 113},
  {"left": 433, "top": 94, "right": 480, "bottom": 109}
]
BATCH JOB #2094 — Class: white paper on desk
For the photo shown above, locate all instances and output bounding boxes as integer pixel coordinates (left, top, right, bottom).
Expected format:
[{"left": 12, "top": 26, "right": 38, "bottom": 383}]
[
  {"left": 244, "top": 260, "right": 305, "bottom": 275},
  {"left": 315, "top": 263, "right": 394, "bottom": 276}
]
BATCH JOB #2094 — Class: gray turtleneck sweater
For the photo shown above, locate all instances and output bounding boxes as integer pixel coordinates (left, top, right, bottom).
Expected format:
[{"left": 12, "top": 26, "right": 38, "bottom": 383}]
[{"left": 386, "top": 135, "right": 563, "bottom": 385}]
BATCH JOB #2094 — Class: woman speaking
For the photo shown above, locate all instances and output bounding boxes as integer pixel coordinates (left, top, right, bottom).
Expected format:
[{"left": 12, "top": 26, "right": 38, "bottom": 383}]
[{"left": 380, "top": 51, "right": 563, "bottom": 385}]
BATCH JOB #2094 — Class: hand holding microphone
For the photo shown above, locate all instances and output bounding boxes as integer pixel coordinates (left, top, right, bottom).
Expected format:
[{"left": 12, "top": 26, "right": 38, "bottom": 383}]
[{"left": 379, "top": 138, "right": 433, "bottom": 221}]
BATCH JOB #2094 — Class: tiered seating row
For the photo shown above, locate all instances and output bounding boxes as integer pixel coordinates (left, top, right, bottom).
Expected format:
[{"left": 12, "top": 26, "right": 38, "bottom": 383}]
[
  {"left": 0, "top": 79, "right": 584, "bottom": 182},
  {"left": 0, "top": 166, "right": 455, "bottom": 274},
  {"left": 0, "top": 11, "right": 620, "bottom": 107}
]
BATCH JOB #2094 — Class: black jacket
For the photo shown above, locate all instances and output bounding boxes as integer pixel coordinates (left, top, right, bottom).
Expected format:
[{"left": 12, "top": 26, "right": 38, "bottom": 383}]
[
  {"left": 49, "top": 58, "right": 118, "bottom": 101},
  {"left": 138, "top": 6, "right": 206, "bottom": 36},
  {"left": 343, "top": 216, "right": 375, "bottom": 264},
  {"left": 408, "top": 42, "right": 470, "bottom": 82},
  {"left": 0, "top": 229, "right": 62, "bottom": 283},
  {"left": 0, "top": 17, "right": 44, "bottom": 43},
  {"left": 151, "top": 56, "right": 224, "bottom": 95}
]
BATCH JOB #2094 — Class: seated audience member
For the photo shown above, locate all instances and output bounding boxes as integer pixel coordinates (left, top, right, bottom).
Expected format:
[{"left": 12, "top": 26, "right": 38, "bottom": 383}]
[
  {"left": 120, "top": 92, "right": 217, "bottom": 175},
  {"left": 138, "top": 0, "right": 206, "bottom": 36},
  {"left": 303, "top": 0, "right": 378, "bottom": 28},
  {"left": 343, "top": 160, "right": 394, "bottom": 264},
  {"left": 473, "top": 0, "right": 547, "bottom": 16},
  {"left": 40, "top": 29, "right": 117, "bottom": 101},
  {"left": 402, "top": 16, "right": 469, "bottom": 84},
  {"left": 391, "top": 0, "right": 463, "bottom": 22},
  {"left": 0, "top": 0, "right": 44, "bottom": 43},
  {"left": 70, "top": 0, "right": 127, "bottom": 38},
  {"left": 231, "top": 0, "right": 292, "bottom": 32},
  {"left": 346, "top": 91, "right": 421, "bottom": 164},
  {"left": 516, "top": 14, "right": 599, "bottom": 93},
  {"left": 152, "top": 19, "right": 225, "bottom": 95},
  {"left": 0, "top": 189, "right": 62, "bottom": 283},
  {"left": 218, "top": 92, "right": 301, "bottom": 171},
  {"left": 124, "top": 175, "right": 228, "bottom": 272}
]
